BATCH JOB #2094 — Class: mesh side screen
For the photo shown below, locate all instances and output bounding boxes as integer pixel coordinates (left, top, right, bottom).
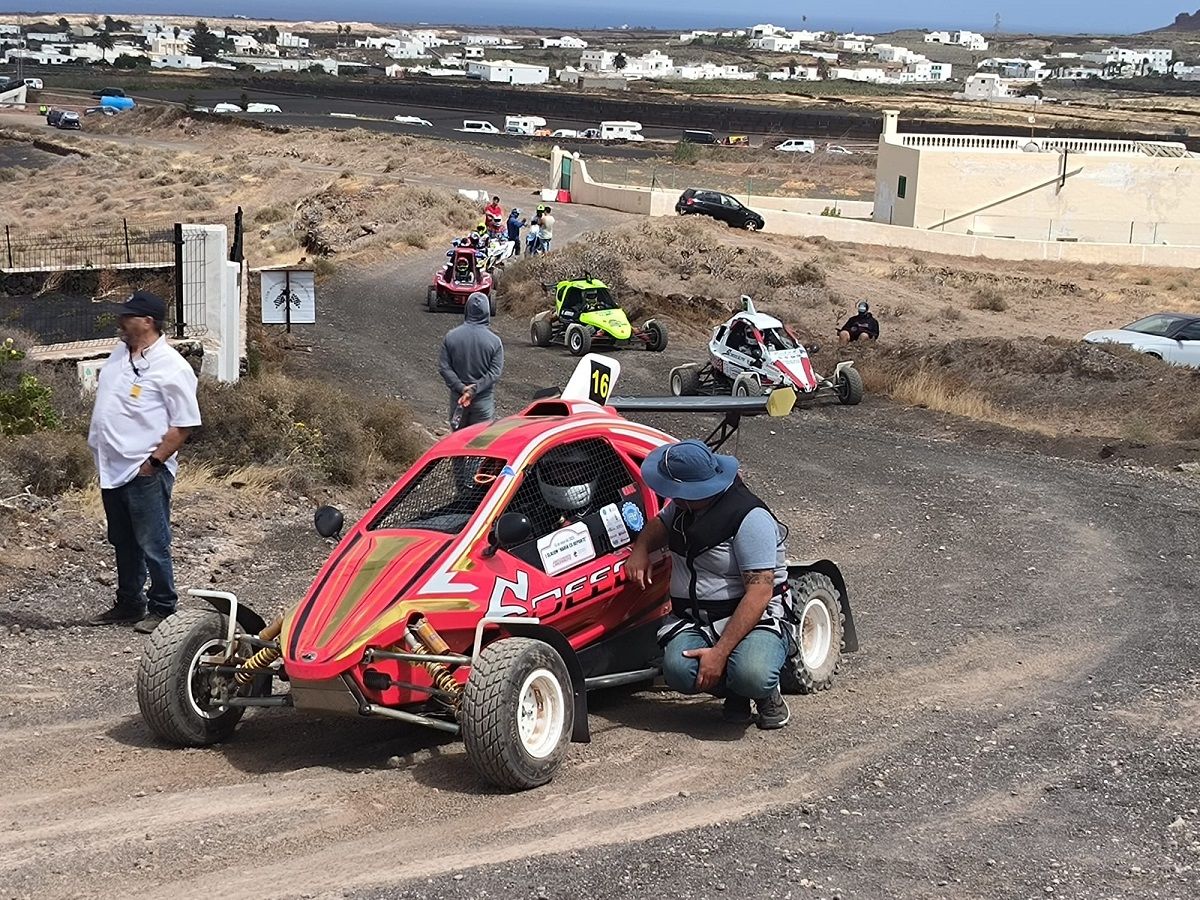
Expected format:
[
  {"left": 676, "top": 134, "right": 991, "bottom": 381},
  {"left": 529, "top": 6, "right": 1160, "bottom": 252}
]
[
  {"left": 506, "top": 438, "right": 638, "bottom": 547},
  {"left": 370, "top": 456, "right": 503, "bottom": 535}
]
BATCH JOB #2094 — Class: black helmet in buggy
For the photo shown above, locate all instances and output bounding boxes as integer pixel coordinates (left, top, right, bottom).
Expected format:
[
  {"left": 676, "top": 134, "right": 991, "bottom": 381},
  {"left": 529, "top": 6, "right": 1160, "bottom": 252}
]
[{"left": 536, "top": 445, "right": 597, "bottom": 512}]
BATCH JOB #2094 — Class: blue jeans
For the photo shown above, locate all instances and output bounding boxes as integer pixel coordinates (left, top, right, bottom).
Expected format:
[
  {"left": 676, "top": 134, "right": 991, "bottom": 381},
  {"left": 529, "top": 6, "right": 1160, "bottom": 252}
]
[
  {"left": 448, "top": 392, "right": 496, "bottom": 430},
  {"left": 662, "top": 627, "right": 787, "bottom": 700},
  {"left": 101, "top": 470, "right": 177, "bottom": 616}
]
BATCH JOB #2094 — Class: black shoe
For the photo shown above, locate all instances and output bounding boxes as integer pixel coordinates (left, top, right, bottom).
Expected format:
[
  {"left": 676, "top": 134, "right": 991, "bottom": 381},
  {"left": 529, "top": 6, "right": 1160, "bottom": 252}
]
[
  {"left": 722, "top": 695, "right": 753, "bottom": 724},
  {"left": 133, "top": 613, "right": 166, "bottom": 634},
  {"left": 755, "top": 688, "right": 791, "bottom": 730},
  {"left": 89, "top": 604, "right": 146, "bottom": 626}
]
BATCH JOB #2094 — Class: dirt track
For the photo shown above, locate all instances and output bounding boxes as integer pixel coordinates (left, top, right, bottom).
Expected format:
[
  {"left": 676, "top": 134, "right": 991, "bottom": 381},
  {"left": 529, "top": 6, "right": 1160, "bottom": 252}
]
[{"left": 3, "top": 198, "right": 1199, "bottom": 900}]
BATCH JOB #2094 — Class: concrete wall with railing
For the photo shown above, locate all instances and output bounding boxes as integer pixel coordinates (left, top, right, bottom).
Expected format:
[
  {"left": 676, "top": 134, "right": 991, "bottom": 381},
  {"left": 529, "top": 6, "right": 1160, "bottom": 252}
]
[{"left": 551, "top": 146, "right": 1200, "bottom": 268}]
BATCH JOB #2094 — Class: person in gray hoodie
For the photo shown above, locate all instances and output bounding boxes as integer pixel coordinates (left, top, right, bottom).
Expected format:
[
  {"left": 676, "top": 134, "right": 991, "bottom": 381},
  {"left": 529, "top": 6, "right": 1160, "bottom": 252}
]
[{"left": 438, "top": 291, "right": 504, "bottom": 429}]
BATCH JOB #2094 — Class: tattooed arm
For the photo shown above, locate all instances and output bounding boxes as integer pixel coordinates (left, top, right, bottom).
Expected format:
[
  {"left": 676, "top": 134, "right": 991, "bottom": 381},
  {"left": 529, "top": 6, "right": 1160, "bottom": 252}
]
[{"left": 686, "top": 568, "right": 776, "bottom": 691}]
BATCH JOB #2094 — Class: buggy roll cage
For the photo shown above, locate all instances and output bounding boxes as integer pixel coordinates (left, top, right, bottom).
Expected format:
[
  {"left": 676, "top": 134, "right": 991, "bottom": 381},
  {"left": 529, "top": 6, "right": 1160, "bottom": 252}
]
[{"left": 608, "top": 390, "right": 795, "bottom": 451}]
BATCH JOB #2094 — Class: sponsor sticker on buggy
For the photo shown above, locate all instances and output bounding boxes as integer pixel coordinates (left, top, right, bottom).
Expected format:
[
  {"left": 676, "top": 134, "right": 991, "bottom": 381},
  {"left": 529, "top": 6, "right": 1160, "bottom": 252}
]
[
  {"left": 536, "top": 522, "right": 596, "bottom": 576},
  {"left": 599, "top": 503, "right": 631, "bottom": 548},
  {"left": 621, "top": 501, "right": 645, "bottom": 534}
]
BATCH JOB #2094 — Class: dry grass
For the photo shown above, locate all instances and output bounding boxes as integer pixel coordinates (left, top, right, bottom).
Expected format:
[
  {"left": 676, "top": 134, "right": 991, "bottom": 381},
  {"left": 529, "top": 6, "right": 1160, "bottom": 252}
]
[{"left": 870, "top": 368, "right": 1053, "bottom": 435}]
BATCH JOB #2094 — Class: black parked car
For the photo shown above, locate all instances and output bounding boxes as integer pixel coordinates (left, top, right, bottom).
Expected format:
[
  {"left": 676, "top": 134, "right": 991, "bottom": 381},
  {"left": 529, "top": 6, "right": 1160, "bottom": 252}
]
[
  {"left": 90, "top": 87, "right": 126, "bottom": 99},
  {"left": 675, "top": 188, "right": 765, "bottom": 231}
]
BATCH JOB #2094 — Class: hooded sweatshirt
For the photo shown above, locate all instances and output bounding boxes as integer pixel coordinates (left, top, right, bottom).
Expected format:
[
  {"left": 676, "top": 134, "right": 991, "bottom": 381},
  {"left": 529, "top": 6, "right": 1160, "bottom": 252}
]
[{"left": 438, "top": 292, "right": 504, "bottom": 399}]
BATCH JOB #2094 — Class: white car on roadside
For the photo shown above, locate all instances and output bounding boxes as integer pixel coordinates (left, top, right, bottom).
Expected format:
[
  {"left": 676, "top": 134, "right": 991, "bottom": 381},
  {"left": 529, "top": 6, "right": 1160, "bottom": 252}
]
[
  {"left": 394, "top": 115, "right": 433, "bottom": 127},
  {"left": 1084, "top": 313, "right": 1200, "bottom": 367},
  {"left": 775, "top": 139, "right": 815, "bottom": 153},
  {"left": 212, "top": 102, "right": 242, "bottom": 114},
  {"left": 826, "top": 144, "right": 854, "bottom": 155},
  {"left": 246, "top": 102, "right": 282, "bottom": 114}
]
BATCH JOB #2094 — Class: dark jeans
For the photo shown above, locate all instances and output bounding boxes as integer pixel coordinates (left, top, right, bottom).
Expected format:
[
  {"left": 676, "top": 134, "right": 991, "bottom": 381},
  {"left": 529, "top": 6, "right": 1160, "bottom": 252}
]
[
  {"left": 448, "top": 392, "right": 496, "bottom": 430},
  {"left": 101, "top": 470, "right": 177, "bottom": 616}
]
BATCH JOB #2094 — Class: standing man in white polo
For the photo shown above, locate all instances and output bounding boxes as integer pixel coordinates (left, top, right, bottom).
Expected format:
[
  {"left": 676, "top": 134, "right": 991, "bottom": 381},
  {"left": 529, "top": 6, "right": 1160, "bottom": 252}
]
[{"left": 88, "top": 291, "right": 202, "bottom": 634}]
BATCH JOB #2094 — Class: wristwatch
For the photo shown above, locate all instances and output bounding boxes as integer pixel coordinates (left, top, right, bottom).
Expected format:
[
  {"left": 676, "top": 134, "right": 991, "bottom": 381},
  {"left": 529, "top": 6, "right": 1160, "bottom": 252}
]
[{"left": 148, "top": 456, "right": 165, "bottom": 469}]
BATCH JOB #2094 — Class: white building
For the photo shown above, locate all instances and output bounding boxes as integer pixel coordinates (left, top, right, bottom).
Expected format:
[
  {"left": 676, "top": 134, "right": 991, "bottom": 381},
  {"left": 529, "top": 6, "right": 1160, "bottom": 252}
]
[
  {"left": 0, "top": 24, "right": 21, "bottom": 35},
  {"left": 27, "top": 31, "right": 69, "bottom": 43},
  {"left": 956, "top": 73, "right": 1040, "bottom": 103},
  {"left": 624, "top": 50, "right": 674, "bottom": 78},
  {"left": 230, "top": 34, "right": 261, "bottom": 54},
  {"left": 149, "top": 35, "right": 190, "bottom": 56},
  {"left": 768, "top": 65, "right": 822, "bottom": 81},
  {"left": 835, "top": 37, "right": 873, "bottom": 54},
  {"left": 152, "top": 54, "right": 203, "bottom": 69},
  {"left": 674, "top": 63, "right": 756, "bottom": 80},
  {"left": 276, "top": 31, "right": 310, "bottom": 49},
  {"left": 540, "top": 35, "right": 588, "bottom": 49},
  {"left": 463, "top": 45, "right": 486, "bottom": 59},
  {"left": 873, "top": 44, "right": 926, "bottom": 65},
  {"left": 466, "top": 59, "right": 549, "bottom": 84},
  {"left": 5, "top": 47, "right": 72, "bottom": 65},
  {"left": 901, "top": 60, "right": 953, "bottom": 82},
  {"left": 461, "top": 33, "right": 505, "bottom": 46},
  {"left": 1082, "top": 47, "right": 1173, "bottom": 76},
  {"left": 925, "top": 30, "right": 988, "bottom": 51},
  {"left": 830, "top": 66, "right": 886, "bottom": 83},
  {"left": 751, "top": 23, "right": 790, "bottom": 38},
  {"left": 411, "top": 30, "right": 449, "bottom": 49},
  {"left": 1050, "top": 64, "right": 1104, "bottom": 80},
  {"left": 679, "top": 30, "right": 718, "bottom": 43},
  {"left": 580, "top": 49, "right": 617, "bottom": 71}
]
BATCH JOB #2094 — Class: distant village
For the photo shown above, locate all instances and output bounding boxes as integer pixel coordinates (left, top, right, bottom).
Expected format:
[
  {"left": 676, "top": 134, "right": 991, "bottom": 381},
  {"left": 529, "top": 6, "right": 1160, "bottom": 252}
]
[{"left": 2, "top": 15, "right": 1197, "bottom": 103}]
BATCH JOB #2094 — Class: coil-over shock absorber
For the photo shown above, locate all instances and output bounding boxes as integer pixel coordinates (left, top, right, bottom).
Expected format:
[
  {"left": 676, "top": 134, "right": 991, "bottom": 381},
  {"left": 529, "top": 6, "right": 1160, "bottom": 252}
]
[
  {"left": 403, "top": 617, "right": 463, "bottom": 704},
  {"left": 234, "top": 615, "right": 284, "bottom": 686}
]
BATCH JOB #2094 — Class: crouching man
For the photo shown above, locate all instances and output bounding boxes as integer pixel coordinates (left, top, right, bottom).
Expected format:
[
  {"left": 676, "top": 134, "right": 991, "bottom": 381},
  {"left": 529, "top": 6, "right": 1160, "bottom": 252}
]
[{"left": 627, "top": 440, "right": 790, "bottom": 729}]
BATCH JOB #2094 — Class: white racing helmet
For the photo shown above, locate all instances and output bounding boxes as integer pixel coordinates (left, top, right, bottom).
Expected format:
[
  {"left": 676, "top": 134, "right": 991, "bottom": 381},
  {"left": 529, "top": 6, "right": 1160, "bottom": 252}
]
[{"left": 536, "top": 445, "right": 596, "bottom": 512}]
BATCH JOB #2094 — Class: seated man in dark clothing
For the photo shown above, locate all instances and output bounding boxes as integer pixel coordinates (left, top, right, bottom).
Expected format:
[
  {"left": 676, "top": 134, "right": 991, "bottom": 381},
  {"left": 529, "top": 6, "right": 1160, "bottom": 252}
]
[{"left": 838, "top": 301, "right": 880, "bottom": 345}]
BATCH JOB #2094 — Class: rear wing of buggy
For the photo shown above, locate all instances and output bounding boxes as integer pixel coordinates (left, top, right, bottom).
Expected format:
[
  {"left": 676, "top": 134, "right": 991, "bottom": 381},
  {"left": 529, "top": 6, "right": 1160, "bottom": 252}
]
[{"left": 609, "top": 391, "right": 795, "bottom": 451}]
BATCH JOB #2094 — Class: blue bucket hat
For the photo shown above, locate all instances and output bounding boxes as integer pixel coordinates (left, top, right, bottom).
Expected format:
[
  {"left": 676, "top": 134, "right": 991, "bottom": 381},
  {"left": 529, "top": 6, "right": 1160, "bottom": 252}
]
[{"left": 641, "top": 439, "right": 739, "bottom": 501}]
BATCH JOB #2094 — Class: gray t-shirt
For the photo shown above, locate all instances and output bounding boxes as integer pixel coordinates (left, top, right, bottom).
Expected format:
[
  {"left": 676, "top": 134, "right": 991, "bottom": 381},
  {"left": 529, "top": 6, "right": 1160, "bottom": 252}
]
[{"left": 660, "top": 503, "right": 788, "bottom": 617}]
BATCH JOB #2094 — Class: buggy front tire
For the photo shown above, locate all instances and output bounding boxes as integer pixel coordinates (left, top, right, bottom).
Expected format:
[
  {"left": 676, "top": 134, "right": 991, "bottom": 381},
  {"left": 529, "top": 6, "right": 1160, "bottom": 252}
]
[
  {"left": 780, "top": 572, "right": 844, "bottom": 695},
  {"left": 836, "top": 367, "right": 864, "bottom": 405},
  {"left": 137, "top": 608, "right": 245, "bottom": 746},
  {"left": 671, "top": 364, "right": 701, "bottom": 397},
  {"left": 732, "top": 372, "right": 760, "bottom": 397},
  {"left": 565, "top": 323, "right": 592, "bottom": 357},
  {"left": 426, "top": 287, "right": 438, "bottom": 312},
  {"left": 530, "top": 314, "right": 553, "bottom": 347},
  {"left": 461, "top": 637, "right": 574, "bottom": 791},
  {"left": 645, "top": 319, "right": 668, "bottom": 352}
]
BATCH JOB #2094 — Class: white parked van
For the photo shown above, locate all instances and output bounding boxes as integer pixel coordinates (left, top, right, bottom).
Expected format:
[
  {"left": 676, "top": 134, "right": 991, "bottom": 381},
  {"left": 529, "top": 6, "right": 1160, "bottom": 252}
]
[
  {"left": 504, "top": 115, "right": 547, "bottom": 136},
  {"left": 599, "top": 120, "right": 644, "bottom": 142},
  {"left": 23, "top": 78, "right": 43, "bottom": 90},
  {"left": 459, "top": 119, "right": 500, "bottom": 134},
  {"left": 774, "top": 139, "right": 815, "bottom": 153},
  {"left": 551, "top": 128, "right": 580, "bottom": 139}
]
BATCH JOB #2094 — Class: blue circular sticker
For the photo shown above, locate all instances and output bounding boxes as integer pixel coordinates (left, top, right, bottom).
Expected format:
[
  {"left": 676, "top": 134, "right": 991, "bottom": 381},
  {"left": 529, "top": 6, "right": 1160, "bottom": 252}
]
[{"left": 621, "top": 502, "right": 645, "bottom": 534}]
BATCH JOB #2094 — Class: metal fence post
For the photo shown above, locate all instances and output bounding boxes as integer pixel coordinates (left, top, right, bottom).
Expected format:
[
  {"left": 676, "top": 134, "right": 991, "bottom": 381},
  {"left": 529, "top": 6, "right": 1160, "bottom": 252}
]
[
  {"left": 4, "top": 224, "right": 11, "bottom": 268},
  {"left": 1129, "top": 221, "right": 1135, "bottom": 244},
  {"left": 173, "top": 223, "right": 185, "bottom": 339},
  {"left": 123, "top": 218, "right": 132, "bottom": 264}
]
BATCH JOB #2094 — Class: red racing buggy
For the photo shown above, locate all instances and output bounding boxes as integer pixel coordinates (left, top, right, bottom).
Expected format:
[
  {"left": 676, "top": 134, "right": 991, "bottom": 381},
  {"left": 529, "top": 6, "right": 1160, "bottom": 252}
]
[
  {"left": 427, "top": 245, "right": 495, "bottom": 314},
  {"left": 136, "top": 356, "right": 859, "bottom": 790}
]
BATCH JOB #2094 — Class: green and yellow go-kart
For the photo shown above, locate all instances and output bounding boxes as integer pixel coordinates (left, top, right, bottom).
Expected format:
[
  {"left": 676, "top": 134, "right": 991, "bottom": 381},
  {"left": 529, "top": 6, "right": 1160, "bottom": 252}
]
[{"left": 529, "top": 276, "right": 668, "bottom": 357}]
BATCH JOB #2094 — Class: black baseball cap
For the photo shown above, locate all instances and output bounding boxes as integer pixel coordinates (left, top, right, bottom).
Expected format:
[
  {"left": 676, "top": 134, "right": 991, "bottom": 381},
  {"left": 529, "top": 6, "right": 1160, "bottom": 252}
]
[{"left": 118, "top": 290, "right": 166, "bottom": 320}]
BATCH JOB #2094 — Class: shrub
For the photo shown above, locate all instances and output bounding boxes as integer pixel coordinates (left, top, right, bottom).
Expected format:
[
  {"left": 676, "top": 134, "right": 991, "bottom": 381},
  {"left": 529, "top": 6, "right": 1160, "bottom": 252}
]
[
  {"left": 254, "top": 204, "right": 290, "bottom": 225},
  {"left": 969, "top": 288, "right": 1009, "bottom": 312},
  {"left": 789, "top": 260, "right": 826, "bottom": 286},
  {"left": 672, "top": 141, "right": 701, "bottom": 165},
  {"left": 3, "top": 430, "right": 93, "bottom": 495},
  {"left": 402, "top": 230, "right": 429, "bottom": 249}
]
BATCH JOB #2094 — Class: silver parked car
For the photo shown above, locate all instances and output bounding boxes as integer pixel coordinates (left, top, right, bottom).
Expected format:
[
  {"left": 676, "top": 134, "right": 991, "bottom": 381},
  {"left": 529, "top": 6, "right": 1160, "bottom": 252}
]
[{"left": 1084, "top": 313, "right": 1200, "bottom": 367}]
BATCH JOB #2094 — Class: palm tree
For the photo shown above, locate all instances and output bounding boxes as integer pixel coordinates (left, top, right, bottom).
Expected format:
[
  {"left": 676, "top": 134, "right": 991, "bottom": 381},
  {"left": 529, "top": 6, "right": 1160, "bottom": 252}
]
[{"left": 95, "top": 31, "right": 115, "bottom": 63}]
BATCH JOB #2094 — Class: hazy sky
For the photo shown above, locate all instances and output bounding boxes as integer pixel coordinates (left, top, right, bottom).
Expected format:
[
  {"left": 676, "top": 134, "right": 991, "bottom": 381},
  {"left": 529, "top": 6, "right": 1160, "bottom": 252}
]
[{"left": 0, "top": 1, "right": 1190, "bottom": 33}]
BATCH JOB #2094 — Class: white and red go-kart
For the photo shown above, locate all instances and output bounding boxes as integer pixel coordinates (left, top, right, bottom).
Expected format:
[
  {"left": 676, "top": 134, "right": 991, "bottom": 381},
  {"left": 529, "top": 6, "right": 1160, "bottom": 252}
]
[{"left": 669, "top": 297, "right": 864, "bottom": 406}]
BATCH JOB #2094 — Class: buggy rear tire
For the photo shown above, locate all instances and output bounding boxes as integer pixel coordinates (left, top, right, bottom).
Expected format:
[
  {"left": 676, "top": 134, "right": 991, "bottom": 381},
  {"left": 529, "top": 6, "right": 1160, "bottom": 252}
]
[
  {"left": 566, "top": 324, "right": 592, "bottom": 357},
  {"left": 732, "top": 372, "right": 760, "bottom": 397},
  {"left": 461, "top": 637, "right": 574, "bottom": 791},
  {"left": 426, "top": 287, "right": 438, "bottom": 312},
  {"left": 645, "top": 319, "right": 668, "bottom": 353},
  {"left": 488, "top": 295, "right": 497, "bottom": 318},
  {"left": 137, "top": 608, "right": 245, "bottom": 746},
  {"left": 530, "top": 314, "right": 553, "bottom": 347},
  {"left": 836, "top": 367, "right": 864, "bottom": 405},
  {"left": 671, "top": 364, "right": 701, "bottom": 397},
  {"left": 780, "top": 572, "right": 844, "bottom": 695}
]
